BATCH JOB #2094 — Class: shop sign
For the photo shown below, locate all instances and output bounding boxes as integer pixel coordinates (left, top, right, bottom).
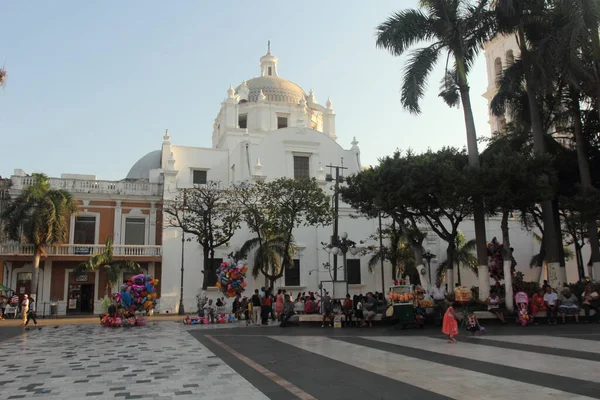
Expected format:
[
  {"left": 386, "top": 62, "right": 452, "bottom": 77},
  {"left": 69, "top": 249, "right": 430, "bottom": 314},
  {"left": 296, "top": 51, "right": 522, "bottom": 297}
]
[
  {"left": 68, "top": 299, "right": 77, "bottom": 309},
  {"left": 75, "top": 274, "right": 88, "bottom": 282},
  {"left": 74, "top": 247, "right": 91, "bottom": 255}
]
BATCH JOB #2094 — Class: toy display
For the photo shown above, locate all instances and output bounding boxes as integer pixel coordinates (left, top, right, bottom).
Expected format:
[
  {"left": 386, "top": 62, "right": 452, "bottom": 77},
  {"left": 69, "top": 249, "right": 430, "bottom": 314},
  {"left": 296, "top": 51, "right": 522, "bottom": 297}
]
[
  {"left": 183, "top": 314, "right": 237, "bottom": 325},
  {"left": 100, "top": 274, "right": 159, "bottom": 327},
  {"left": 215, "top": 262, "right": 248, "bottom": 298},
  {"left": 454, "top": 286, "right": 473, "bottom": 302}
]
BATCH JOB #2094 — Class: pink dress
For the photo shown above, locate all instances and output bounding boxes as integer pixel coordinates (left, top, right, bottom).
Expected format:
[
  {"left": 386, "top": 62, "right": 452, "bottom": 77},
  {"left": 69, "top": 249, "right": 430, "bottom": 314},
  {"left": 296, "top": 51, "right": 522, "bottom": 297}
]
[
  {"left": 442, "top": 307, "right": 459, "bottom": 336},
  {"left": 275, "top": 294, "right": 283, "bottom": 314}
]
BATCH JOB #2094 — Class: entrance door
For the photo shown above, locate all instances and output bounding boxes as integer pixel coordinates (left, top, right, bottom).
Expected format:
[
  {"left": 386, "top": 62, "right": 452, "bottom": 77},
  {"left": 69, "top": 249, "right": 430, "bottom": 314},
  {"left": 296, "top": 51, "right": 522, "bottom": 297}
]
[
  {"left": 16, "top": 272, "right": 32, "bottom": 300},
  {"left": 80, "top": 284, "right": 94, "bottom": 313}
]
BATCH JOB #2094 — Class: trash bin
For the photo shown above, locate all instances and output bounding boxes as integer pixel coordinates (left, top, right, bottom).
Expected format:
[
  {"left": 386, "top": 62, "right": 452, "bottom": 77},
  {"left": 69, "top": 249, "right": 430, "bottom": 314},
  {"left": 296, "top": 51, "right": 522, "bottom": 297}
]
[{"left": 50, "top": 302, "right": 58, "bottom": 318}]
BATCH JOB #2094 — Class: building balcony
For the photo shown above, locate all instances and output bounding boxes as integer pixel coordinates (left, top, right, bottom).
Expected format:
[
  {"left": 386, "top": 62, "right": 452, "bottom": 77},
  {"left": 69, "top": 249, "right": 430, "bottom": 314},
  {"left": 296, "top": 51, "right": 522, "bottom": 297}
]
[
  {"left": 10, "top": 175, "right": 163, "bottom": 197},
  {"left": 0, "top": 243, "right": 162, "bottom": 258}
]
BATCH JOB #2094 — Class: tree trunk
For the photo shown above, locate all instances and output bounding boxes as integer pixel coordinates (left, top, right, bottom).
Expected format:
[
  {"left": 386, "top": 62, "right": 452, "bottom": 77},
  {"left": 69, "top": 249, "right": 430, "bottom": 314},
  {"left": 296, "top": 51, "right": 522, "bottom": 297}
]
[
  {"left": 31, "top": 250, "right": 41, "bottom": 305},
  {"left": 500, "top": 209, "right": 514, "bottom": 311},
  {"left": 445, "top": 242, "right": 456, "bottom": 290},
  {"left": 519, "top": 37, "right": 564, "bottom": 287},
  {"left": 202, "top": 247, "right": 211, "bottom": 290},
  {"left": 570, "top": 89, "right": 600, "bottom": 269},
  {"left": 456, "top": 261, "right": 461, "bottom": 286},
  {"left": 458, "top": 78, "right": 489, "bottom": 300},
  {"left": 105, "top": 281, "right": 112, "bottom": 298}
]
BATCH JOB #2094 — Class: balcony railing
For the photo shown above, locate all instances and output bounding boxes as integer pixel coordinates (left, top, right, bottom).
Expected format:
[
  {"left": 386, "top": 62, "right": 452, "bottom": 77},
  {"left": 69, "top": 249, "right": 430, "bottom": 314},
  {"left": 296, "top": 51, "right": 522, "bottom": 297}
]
[
  {"left": 10, "top": 176, "right": 163, "bottom": 197},
  {"left": 0, "top": 243, "right": 162, "bottom": 257}
]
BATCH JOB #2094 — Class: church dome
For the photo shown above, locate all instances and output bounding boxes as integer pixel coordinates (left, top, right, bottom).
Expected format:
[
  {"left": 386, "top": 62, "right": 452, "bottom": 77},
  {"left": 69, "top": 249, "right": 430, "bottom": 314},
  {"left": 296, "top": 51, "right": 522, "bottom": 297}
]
[
  {"left": 236, "top": 76, "right": 306, "bottom": 104},
  {"left": 126, "top": 150, "right": 161, "bottom": 180}
]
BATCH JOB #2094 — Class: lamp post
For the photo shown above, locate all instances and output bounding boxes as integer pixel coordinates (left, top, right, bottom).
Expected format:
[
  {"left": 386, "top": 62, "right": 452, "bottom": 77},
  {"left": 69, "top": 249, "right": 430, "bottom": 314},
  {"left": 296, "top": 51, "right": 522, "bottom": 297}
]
[
  {"left": 178, "top": 189, "right": 187, "bottom": 316},
  {"left": 330, "top": 231, "right": 359, "bottom": 287},
  {"left": 423, "top": 248, "right": 436, "bottom": 285}
]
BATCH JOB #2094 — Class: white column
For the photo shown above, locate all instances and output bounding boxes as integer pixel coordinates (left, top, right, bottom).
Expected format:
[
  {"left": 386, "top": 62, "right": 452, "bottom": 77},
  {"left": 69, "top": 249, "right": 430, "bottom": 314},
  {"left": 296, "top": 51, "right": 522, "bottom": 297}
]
[
  {"left": 149, "top": 202, "right": 157, "bottom": 245},
  {"left": 502, "top": 260, "right": 514, "bottom": 312},
  {"left": 113, "top": 200, "right": 123, "bottom": 244},
  {"left": 148, "top": 262, "right": 155, "bottom": 278},
  {"left": 42, "top": 260, "right": 52, "bottom": 304}
]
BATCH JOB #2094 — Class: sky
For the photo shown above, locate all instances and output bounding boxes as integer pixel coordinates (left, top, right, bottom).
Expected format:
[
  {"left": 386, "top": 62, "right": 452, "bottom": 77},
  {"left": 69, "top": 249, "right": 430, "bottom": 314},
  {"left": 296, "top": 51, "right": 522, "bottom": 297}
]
[{"left": 0, "top": 0, "right": 492, "bottom": 181}]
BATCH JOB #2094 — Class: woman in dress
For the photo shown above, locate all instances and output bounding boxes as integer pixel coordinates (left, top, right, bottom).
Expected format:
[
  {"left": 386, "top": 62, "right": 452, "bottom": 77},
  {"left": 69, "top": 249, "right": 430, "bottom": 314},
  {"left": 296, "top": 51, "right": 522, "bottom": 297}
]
[
  {"left": 275, "top": 289, "right": 284, "bottom": 319},
  {"left": 530, "top": 288, "right": 546, "bottom": 324},
  {"left": 442, "top": 301, "right": 460, "bottom": 343}
]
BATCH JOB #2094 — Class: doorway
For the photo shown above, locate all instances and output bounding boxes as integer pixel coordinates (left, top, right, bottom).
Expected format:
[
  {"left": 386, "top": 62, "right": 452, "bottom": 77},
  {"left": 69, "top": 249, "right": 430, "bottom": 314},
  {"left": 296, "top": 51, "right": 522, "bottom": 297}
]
[{"left": 80, "top": 284, "right": 94, "bottom": 313}]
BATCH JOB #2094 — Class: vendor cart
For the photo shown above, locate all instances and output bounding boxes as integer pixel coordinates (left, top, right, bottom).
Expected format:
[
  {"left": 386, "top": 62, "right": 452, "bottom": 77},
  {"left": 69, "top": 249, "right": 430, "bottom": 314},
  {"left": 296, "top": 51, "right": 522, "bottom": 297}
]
[{"left": 388, "top": 285, "right": 416, "bottom": 329}]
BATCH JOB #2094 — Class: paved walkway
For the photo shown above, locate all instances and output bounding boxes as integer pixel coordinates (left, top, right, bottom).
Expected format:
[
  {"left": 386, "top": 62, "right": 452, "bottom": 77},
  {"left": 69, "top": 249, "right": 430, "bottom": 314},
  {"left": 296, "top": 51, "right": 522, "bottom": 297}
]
[
  {"left": 1, "top": 321, "right": 599, "bottom": 399},
  {"left": 0, "top": 321, "right": 268, "bottom": 400}
]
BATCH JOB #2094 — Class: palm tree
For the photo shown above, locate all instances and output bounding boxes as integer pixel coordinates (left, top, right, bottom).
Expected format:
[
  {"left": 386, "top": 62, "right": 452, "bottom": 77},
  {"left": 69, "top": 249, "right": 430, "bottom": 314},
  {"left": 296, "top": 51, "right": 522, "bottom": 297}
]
[
  {"left": 494, "top": 0, "right": 564, "bottom": 281},
  {"left": 0, "top": 66, "right": 6, "bottom": 87},
  {"left": 436, "top": 232, "right": 478, "bottom": 285},
  {"left": 75, "top": 236, "right": 142, "bottom": 297},
  {"left": 1, "top": 173, "right": 78, "bottom": 301},
  {"left": 233, "top": 230, "right": 296, "bottom": 289},
  {"left": 376, "top": 0, "right": 494, "bottom": 295}
]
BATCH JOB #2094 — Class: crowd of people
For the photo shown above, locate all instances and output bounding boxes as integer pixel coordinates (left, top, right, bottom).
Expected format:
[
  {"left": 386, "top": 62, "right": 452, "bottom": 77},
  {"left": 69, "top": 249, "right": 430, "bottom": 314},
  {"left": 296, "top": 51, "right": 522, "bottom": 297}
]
[{"left": 200, "top": 288, "right": 390, "bottom": 328}]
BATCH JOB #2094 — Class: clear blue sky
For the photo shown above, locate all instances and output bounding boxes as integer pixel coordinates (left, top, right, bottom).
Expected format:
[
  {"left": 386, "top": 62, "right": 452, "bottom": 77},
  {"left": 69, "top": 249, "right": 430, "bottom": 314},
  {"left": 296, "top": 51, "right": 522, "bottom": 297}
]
[{"left": 0, "top": 0, "right": 491, "bottom": 181}]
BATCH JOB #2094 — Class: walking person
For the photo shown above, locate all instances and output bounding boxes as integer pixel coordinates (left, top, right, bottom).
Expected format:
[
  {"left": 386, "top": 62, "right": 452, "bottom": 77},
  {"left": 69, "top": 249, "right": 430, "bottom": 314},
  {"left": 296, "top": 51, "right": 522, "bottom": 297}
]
[
  {"left": 429, "top": 280, "right": 447, "bottom": 325},
  {"left": 261, "top": 289, "right": 273, "bottom": 325},
  {"left": 443, "top": 301, "right": 460, "bottom": 343},
  {"left": 321, "top": 291, "right": 333, "bottom": 327},
  {"left": 251, "top": 289, "right": 262, "bottom": 326},
  {"left": 25, "top": 296, "right": 38, "bottom": 326},
  {"left": 275, "top": 289, "right": 284, "bottom": 320},
  {"left": 21, "top": 294, "right": 29, "bottom": 326}
]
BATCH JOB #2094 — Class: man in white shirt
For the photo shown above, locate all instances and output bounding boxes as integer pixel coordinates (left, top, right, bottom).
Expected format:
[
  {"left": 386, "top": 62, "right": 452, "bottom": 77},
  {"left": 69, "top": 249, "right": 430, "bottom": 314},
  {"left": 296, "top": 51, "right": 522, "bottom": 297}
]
[
  {"left": 543, "top": 286, "right": 558, "bottom": 325},
  {"left": 21, "top": 294, "right": 29, "bottom": 326},
  {"left": 429, "top": 280, "right": 447, "bottom": 325}
]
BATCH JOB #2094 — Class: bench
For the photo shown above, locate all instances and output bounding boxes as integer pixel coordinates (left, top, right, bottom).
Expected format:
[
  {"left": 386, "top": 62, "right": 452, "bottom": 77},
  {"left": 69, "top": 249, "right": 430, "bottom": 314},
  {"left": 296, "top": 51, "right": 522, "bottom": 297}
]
[
  {"left": 474, "top": 309, "right": 596, "bottom": 320},
  {"left": 288, "top": 313, "right": 384, "bottom": 323}
]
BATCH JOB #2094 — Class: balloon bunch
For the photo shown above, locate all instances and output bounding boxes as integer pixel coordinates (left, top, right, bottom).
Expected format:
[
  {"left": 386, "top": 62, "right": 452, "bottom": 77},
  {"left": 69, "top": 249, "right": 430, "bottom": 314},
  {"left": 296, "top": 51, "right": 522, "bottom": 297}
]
[
  {"left": 100, "top": 274, "right": 159, "bottom": 328},
  {"left": 215, "top": 262, "right": 247, "bottom": 298},
  {"left": 116, "top": 274, "right": 159, "bottom": 313}
]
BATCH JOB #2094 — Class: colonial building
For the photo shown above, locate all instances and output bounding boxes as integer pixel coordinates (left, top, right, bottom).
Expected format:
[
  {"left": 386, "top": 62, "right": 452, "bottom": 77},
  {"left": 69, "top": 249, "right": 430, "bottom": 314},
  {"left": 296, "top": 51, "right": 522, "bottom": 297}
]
[{"left": 0, "top": 171, "right": 162, "bottom": 315}]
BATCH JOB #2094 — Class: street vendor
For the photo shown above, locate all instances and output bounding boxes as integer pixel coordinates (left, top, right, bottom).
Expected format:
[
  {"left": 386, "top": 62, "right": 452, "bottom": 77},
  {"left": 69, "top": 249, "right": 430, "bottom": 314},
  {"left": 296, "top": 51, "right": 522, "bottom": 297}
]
[{"left": 429, "top": 279, "right": 448, "bottom": 324}]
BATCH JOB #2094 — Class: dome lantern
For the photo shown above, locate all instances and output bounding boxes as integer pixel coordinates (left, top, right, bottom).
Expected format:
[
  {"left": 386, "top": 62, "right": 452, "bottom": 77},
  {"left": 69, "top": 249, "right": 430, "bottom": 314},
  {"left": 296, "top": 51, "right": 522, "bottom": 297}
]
[{"left": 260, "top": 40, "right": 279, "bottom": 77}]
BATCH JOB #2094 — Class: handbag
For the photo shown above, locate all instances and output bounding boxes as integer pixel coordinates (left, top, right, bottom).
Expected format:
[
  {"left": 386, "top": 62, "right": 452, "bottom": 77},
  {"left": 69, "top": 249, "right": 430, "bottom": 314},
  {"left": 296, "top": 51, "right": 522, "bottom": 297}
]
[{"left": 385, "top": 305, "right": 394, "bottom": 318}]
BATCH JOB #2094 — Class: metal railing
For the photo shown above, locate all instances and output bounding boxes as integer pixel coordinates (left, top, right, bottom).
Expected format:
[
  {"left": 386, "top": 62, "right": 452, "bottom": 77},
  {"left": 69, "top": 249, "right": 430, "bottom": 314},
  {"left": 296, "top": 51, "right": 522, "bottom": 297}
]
[
  {"left": 11, "top": 176, "right": 162, "bottom": 196},
  {"left": 0, "top": 243, "right": 162, "bottom": 257}
]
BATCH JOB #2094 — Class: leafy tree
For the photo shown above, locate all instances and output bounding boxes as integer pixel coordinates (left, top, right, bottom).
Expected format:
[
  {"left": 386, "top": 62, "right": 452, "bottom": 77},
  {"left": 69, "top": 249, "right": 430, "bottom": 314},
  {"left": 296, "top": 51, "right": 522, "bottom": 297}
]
[
  {"left": 75, "top": 236, "right": 142, "bottom": 297},
  {"left": 0, "top": 66, "right": 6, "bottom": 87},
  {"left": 233, "top": 178, "right": 331, "bottom": 288},
  {"left": 1, "top": 173, "right": 78, "bottom": 301},
  {"left": 375, "top": 0, "right": 495, "bottom": 284},
  {"left": 436, "top": 231, "right": 477, "bottom": 286},
  {"left": 479, "top": 125, "right": 555, "bottom": 262},
  {"left": 163, "top": 181, "right": 241, "bottom": 290},
  {"left": 341, "top": 167, "right": 427, "bottom": 276},
  {"left": 344, "top": 148, "right": 478, "bottom": 288}
]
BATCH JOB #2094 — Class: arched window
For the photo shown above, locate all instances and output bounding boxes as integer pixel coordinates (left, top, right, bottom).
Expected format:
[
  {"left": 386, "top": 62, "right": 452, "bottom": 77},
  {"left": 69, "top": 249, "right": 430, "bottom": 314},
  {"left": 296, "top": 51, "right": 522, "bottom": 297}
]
[
  {"left": 506, "top": 50, "right": 514, "bottom": 66},
  {"left": 494, "top": 57, "right": 502, "bottom": 88}
]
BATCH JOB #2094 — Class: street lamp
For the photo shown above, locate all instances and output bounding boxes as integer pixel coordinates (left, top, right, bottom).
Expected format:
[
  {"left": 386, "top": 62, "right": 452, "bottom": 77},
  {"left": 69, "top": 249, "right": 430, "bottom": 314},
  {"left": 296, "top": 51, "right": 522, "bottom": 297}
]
[
  {"left": 322, "top": 231, "right": 358, "bottom": 293},
  {"left": 178, "top": 189, "right": 188, "bottom": 316},
  {"left": 423, "top": 248, "right": 436, "bottom": 284}
]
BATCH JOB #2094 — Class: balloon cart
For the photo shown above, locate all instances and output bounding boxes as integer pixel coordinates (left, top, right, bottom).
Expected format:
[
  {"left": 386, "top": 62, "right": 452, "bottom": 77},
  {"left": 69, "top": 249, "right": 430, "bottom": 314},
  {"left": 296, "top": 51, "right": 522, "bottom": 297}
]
[{"left": 388, "top": 285, "right": 417, "bottom": 329}]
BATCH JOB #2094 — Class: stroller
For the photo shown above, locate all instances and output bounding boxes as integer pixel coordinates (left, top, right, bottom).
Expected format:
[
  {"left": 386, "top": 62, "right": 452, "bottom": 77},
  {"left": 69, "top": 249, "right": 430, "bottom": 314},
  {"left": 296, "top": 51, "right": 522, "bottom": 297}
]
[{"left": 515, "top": 292, "right": 530, "bottom": 326}]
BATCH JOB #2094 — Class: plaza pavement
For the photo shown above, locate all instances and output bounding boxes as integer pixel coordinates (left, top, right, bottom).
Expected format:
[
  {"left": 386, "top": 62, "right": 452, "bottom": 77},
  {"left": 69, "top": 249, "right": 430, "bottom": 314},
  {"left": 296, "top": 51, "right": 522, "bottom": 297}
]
[{"left": 0, "top": 319, "right": 599, "bottom": 399}]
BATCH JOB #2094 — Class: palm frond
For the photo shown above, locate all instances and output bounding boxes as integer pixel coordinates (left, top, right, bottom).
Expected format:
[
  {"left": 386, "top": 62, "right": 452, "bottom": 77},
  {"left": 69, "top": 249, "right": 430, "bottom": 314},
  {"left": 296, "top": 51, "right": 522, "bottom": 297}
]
[
  {"left": 375, "top": 9, "right": 435, "bottom": 56},
  {"left": 401, "top": 43, "right": 442, "bottom": 114}
]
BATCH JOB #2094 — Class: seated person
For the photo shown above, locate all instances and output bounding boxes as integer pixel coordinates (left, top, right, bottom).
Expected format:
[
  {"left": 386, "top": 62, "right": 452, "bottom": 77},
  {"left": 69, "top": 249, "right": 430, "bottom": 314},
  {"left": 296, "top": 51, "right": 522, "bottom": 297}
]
[
  {"left": 544, "top": 286, "right": 559, "bottom": 325},
  {"left": 303, "top": 297, "right": 315, "bottom": 314},
  {"left": 280, "top": 296, "right": 296, "bottom": 327},
  {"left": 485, "top": 291, "right": 506, "bottom": 324},
  {"left": 203, "top": 299, "right": 216, "bottom": 323},
  {"left": 581, "top": 284, "right": 599, "bottom": 323},
  {"left": 530, "top": 289, "right": 547, "bottom": 324},
  {"left": 558, "top": 287, "right": 579, "bottom": 323}
]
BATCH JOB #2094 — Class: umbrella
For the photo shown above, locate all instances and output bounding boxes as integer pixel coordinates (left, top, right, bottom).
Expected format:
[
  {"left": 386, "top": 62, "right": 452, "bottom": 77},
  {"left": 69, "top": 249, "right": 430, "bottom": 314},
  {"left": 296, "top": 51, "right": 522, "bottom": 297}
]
[{"left": 0, "top": 284, "right": 12, "bottom": 292}]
